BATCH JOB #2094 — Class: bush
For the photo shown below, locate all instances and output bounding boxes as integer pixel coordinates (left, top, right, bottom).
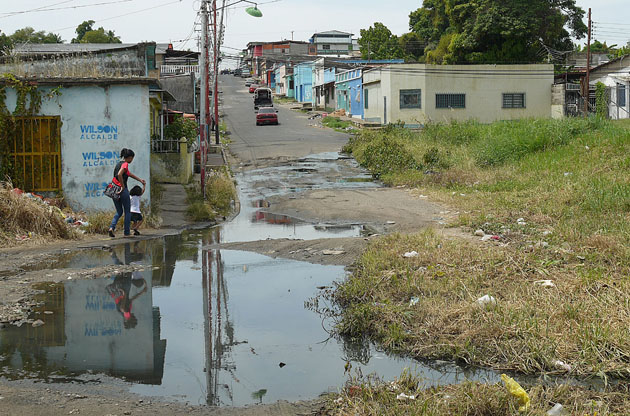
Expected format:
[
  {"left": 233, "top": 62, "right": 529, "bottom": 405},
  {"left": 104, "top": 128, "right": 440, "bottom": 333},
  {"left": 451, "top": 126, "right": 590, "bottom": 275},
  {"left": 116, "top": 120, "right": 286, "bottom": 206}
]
[
  {"left": 164, "top": 115, "right": 198, "bottom": 146},
  {"left": 84, "top": 211, "right": 116, "bottom": 234}
]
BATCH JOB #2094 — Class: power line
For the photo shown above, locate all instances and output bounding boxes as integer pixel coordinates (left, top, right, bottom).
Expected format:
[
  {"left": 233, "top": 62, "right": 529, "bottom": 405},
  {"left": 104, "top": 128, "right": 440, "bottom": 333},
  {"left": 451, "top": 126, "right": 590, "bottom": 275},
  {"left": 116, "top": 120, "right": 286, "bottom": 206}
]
[
  {"left": 51, "top": 0, "right": 183, "bottom": 32},
  {"left": 0, "top": 0, "right": 74, "bottom": 18},
  {"left": 1, "top": 0, "right": 136, "bottom": 19}
]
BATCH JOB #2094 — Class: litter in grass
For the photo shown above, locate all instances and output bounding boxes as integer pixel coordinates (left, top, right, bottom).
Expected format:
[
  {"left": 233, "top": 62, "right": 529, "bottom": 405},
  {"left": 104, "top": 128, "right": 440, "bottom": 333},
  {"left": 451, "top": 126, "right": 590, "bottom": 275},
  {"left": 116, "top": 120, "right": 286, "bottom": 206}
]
[
  {"left": 403, "top": 251, "right": 419, "bottom": 258},
  {"left": 552, "top": 360, "right": 572, "bottom": 372},
  {"left": 474, "top": 229, "right": 485, "bottom": 237},
  {"left": 476, "top": 294, "right": 496, "bottom": 307},
  {"left": 547, "top": 403, "right": 565, "bottom": 415},
  {"left": 396, "top": 393, "right": 416, "bottom": 400},
  {"left": 534, "top": 280, "right": 556, "bottom": 288},
  {"left": 501, "top": 374, "right": 530, "bottom": 412},
  {"left": 409, "top": 297, "right": 420, "bottom": 307}
]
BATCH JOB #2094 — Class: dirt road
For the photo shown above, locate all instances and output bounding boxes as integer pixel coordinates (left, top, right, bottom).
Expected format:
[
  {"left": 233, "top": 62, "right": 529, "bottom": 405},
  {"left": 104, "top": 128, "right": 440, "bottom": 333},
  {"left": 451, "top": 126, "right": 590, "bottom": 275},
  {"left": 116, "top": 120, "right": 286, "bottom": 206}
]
[{"left": 0, "top": 75, "right": 450, "bottom": 415}]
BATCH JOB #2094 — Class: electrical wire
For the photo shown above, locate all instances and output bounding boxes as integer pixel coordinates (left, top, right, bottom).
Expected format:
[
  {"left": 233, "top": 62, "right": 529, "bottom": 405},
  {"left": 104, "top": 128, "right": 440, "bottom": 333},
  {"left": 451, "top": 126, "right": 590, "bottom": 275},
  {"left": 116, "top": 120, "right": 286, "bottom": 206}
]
[
  {"left": 51, "top": 0, "right": 183, "bottom": 32},
  {"left": 1, "top": 0, "right": 136, "bottom": 19},
  {"left": 0, "top": 0, "right": 74, "bottom": 17}
]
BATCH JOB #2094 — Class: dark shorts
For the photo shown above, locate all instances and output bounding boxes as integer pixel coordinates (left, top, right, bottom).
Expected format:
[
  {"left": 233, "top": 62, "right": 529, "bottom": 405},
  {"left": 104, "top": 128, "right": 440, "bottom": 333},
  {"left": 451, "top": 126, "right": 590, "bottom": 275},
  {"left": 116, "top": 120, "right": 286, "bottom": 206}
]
[{"left": 130, "top": 212, "right": 143, "bottom": 222}]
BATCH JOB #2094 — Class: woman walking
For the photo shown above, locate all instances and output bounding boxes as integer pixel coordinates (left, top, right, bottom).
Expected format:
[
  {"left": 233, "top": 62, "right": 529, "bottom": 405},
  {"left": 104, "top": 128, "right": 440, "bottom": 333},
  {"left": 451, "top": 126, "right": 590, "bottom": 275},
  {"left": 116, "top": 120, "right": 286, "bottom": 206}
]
[{"left": 108, "top": 148, "right": 146, "bottom": 237}]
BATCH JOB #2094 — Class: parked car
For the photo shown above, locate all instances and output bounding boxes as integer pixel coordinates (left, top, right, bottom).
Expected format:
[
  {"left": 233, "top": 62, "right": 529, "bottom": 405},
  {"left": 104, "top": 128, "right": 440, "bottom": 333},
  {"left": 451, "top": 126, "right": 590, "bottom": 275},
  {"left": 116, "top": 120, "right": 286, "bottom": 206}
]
[
  {"left": 248, "top": 84, "right": 259, "bottom": 93},
  {"left": 245, "top": 78, "right": 254, "bottom": 86},
  {"left": 256, "top": 107, "right": 278, "bottom": 126},
  {"left": 253, "top": 87, "right": 273, "bottom": 110}
]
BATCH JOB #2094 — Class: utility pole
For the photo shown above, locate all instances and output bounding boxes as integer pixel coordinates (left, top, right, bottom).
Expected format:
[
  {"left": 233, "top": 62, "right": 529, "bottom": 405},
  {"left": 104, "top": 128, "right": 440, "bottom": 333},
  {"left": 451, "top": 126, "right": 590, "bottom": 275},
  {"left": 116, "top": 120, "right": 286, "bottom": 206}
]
[
  {"left": 213, "top": 0, "right": 221, "bottom": 145},
  {"left": 584, "top": 7, "right": 592, "bottom": 117},
  {"left": 200, "top": 0, "right": 209, "bottom": 197},
  {"left": 291, "top": 31, "right": 294, "bottom": 41}
]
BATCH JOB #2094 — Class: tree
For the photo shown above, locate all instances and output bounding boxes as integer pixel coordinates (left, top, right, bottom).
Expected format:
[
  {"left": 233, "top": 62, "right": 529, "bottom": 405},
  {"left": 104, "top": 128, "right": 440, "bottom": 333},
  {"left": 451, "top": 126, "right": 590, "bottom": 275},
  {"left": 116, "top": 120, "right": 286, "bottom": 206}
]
[
  {"left": 358, "top": 22, "right": 404, "bottom": 60},
  {"left": 398, "top": 32, "right": 425, "bottom": 61},
  {"left": 0, "top": 31, "right": 11, "bottom": 54},
  {"left": 72, "top": 20, "right": 121, "bottom": 43},
  {"left": 410, "top": 0, "right": 587, "bottom": 64},
  {"left": 9, "top": 27, "right": 63, "bottom": 45}
]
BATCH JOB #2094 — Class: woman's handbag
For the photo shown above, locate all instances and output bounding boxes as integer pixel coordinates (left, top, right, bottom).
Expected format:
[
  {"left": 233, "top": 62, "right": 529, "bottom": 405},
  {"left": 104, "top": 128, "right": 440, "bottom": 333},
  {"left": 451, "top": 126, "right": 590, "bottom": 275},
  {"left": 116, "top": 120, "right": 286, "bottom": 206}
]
[{"left": 104, "top": 182, "right": 122, "bottom": 200}]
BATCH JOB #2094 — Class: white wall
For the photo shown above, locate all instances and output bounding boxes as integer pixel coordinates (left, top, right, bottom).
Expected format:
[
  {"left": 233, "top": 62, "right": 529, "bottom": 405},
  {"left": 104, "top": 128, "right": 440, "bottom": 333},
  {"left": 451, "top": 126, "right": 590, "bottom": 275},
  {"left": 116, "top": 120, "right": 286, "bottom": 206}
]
[
  {"left": 5, "top": 83, "right": 151, "bottom": 212},
  {"left": 365, "top": 64, "right": 554, "bottom": 125}
]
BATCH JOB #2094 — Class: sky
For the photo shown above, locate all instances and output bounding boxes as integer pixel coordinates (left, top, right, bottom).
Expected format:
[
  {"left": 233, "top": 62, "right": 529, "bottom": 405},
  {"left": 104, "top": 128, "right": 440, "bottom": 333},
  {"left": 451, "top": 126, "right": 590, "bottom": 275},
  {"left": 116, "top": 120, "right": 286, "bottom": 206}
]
[{"left": 1, "top": 0, "right": 629, "bottom": 57}]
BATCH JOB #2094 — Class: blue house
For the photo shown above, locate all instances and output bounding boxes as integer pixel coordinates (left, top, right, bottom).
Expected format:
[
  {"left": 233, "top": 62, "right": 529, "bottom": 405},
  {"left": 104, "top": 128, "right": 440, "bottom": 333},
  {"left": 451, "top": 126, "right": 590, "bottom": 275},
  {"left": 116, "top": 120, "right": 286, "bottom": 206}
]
[
  {"left": 294, "top": 62, "right": 315, "bottom": 103},
  {"left": 335, "top": 68, "right": 364, "bottom": 119}
]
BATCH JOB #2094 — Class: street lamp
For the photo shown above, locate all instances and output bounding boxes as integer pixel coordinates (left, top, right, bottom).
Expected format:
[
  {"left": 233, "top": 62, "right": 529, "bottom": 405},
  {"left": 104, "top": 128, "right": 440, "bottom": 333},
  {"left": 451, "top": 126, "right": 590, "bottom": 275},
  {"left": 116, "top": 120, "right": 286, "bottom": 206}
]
[{"left": 245, "top": 5, "right": 263, "bottom": 17}]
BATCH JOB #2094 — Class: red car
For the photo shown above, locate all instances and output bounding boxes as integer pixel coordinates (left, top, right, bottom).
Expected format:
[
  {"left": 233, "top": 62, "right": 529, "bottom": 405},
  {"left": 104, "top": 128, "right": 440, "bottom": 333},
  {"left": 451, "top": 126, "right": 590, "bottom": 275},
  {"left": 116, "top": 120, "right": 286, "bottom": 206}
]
[
  {"left": 249, "top": 84, "right": 259, "bottom": 93},
  {"left": 256, "top": 107, "right": 278, "bottom": 126}
]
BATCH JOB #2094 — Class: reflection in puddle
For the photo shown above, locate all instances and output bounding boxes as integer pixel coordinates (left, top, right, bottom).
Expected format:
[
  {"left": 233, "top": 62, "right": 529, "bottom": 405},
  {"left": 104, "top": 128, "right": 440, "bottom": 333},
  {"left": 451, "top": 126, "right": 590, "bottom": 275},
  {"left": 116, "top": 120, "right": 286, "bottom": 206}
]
[{"left": 0, "top": 234, "right": 499, "bottom": 406}]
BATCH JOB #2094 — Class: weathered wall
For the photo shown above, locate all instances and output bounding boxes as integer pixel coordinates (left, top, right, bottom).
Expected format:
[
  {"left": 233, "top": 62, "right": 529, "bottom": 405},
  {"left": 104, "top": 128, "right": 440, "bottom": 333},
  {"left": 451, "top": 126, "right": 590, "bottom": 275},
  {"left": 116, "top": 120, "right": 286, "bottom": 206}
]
[
  {"left": 160, "top": 73, "right": 196, "bottom": 114},
  {"left": 5, "top": 84, "right": 151, "bottom": 212},
  {"left": 551, "top": 84, "right": 565, "bottom": 119},
  {"left": 365, "top": 64, "right": 554, "bottom": 125}
]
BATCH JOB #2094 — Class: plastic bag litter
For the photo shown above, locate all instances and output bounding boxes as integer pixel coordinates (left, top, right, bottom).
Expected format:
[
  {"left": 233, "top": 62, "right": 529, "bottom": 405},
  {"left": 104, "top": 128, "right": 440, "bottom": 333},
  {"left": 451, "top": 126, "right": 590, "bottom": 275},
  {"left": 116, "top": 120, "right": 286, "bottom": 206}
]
[
  {"left": 476, "top": 295, "right": 496, "bottom": 307},
  {"left": 396, "top": 393, "right": 416, "bottom": 400},
  {"left": 534, "top": 280, "right": 556, "bottom": 288},
  {"left": 409, "top": 297, "right": 420, "bottom": 307},
  {"left": 552, "top": 360, "right": 572, "bottom": 372},
  {"left": 547, "top": 403, "right": 564, "bottom": 415},
  {"left": 501, "top": 374, "right": 530, "bottom": 412},
  {"left": 403, "top": 251, "right": 419, "bottom": 258}
]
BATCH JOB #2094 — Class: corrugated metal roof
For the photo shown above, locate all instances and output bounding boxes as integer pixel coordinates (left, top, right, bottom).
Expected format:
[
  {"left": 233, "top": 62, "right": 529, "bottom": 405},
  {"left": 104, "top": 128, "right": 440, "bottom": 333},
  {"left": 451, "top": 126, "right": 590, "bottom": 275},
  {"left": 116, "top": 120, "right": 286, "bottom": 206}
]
[{"left": 13, "top": 43, "right": 139, "bottom": 54}]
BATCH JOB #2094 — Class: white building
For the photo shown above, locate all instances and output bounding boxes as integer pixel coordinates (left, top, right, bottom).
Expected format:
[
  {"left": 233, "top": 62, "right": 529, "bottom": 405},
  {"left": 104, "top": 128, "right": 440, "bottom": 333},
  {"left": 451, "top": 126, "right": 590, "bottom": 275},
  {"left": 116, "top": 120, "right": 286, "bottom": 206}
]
[
  {"left": 310, "top": 31, "right": 359, "bottom": 58},
  {"left": 589, "top": 55, "right": 630, "bottom": 120},
  {"left": 362, "top": 64, "right": 555, "bottom": 126}
]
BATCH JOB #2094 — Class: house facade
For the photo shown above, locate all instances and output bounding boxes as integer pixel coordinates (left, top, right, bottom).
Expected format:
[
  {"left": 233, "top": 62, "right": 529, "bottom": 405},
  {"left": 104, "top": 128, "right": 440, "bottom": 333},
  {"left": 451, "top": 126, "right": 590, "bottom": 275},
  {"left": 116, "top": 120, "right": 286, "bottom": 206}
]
[
  {"left": 312, "top": 58, "right": 337, "bottom": 111},
  {"left": 2, "top": 78, "right": 154, "bottom": 211},
  {"left": 294, "top": 62, "right": 315, "bottom": 103},
  {"left": 310, "top": 31, "right": 359, "bottom": 57},
  {"left": 589, "top": 56, "right": 630, "bottom": 120},
  {"left": 363, "top": 64, "right": 554, "bottom": 126},
  {"left": 335, "top": 68, "right": 363, "bottom": 118}
]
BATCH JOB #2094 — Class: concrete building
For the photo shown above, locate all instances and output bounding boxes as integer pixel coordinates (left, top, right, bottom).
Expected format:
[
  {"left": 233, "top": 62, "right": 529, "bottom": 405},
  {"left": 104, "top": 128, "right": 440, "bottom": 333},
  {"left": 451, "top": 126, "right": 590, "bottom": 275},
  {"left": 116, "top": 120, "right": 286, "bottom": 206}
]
[
  {"left": 362, "top": 64, "right": 554, "bottom": 126},
  {"left": 310, "top": 31, "right": 359, "bottom": 57},
  {"left": 244, "top": 41, "right": 310, "bottom": 77},
  {"left": 335, "top": 68, "right": 364, "bottom": 118},
  {"left": 589, "top": 55, "right": 630, "bottom": 120},
  {"left": 1, "top": 78, "right": 155, "bottom": 211},
  {"left": 294, "top": 62, "right": 315, "bottom": 103},
  {"left": 311, "top": 58, "right": 337, "bottom": 111}
]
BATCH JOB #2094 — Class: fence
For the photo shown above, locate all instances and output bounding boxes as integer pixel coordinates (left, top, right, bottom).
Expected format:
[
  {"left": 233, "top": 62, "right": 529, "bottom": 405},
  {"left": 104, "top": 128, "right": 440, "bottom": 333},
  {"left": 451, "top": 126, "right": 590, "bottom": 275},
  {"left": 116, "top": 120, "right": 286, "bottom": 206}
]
[
  {"left": 9, "top": 116, "right": 62, "bottom": 192},
  {"left": 151, "top": 139, "right": 181, "bottom": 153},
  {"left": 160, "top": 65, "right": 200, "bottom": 75}
]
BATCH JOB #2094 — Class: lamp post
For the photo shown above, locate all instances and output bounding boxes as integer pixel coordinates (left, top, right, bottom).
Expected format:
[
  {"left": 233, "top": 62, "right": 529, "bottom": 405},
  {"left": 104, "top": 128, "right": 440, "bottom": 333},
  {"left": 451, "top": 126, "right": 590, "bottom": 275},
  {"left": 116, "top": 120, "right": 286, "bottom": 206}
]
[{"left": 201, "top": 0, "right": 262, "bottom": 198}]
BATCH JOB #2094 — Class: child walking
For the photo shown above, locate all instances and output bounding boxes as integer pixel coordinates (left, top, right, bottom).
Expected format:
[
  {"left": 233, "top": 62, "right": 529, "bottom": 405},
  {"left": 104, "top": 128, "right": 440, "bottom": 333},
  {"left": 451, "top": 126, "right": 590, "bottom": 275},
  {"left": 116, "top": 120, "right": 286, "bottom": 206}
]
[{"left": 129, "top": 183, "right": 145, "bottom": 236}]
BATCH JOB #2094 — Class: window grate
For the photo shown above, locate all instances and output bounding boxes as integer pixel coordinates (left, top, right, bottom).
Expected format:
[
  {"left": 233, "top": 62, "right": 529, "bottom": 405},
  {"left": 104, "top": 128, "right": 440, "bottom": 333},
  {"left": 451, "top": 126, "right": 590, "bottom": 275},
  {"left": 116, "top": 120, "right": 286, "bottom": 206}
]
[
  {"left": 400, "top": 89, "right": 421, "bottom": 109},
  {"left": 618, "top": 84, "right": 626, "bottom": 107},
  {"left": 436, "top": 93, "right": 465, "bottom": 109},
  {"left": 503, "top": 93, "right": 526, "bottom": 109}
]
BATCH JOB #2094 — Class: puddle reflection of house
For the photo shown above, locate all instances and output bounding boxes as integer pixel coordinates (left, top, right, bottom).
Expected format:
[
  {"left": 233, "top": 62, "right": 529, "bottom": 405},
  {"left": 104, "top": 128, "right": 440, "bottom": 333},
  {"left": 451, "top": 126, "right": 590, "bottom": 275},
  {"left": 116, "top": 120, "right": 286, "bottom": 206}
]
[
  {"left": 253, "top": 211, "right": 297, "bottom": 225},
  {"left": 0, "top": 274, "right": 166, "bottom": 385}
]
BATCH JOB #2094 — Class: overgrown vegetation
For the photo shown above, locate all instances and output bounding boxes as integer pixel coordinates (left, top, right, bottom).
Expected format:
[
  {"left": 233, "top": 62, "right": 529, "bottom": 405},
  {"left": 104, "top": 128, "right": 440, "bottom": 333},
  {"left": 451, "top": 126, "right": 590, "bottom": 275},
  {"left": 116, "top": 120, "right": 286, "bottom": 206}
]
[
  {"left": 164, "top": 114, "right": 198, "bottom": 146},
  {"left": 186, "top": 170, "right": 236, "bottom": 221},
  {"left": 324, "top": 372, "right": 630, "bottom": 415},
  {"left": 322, "top": 116, "right": 354, "bottom": 132},
  {"left": 335, "top": 118, "right": 630, "bottom": 380},
  {"left": 0, "top": 182, "right": 76, "bottom": 245}
]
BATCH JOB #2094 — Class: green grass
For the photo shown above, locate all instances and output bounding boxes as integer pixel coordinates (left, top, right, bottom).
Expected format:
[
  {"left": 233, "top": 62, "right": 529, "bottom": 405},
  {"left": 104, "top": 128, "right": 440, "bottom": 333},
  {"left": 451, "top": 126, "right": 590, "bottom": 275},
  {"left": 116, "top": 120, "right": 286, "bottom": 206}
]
[
  {"left": 185, "top": 170, "right": 236, "bottom": 221},
  {"left": 324, "top": 372, "right": 630, "bottom": 415},
  {"left": 322, "top": 116, "right": 354, "bottom": 132},
  {"left": 333, "top": 118, "right": 630, "bottom": 381}
]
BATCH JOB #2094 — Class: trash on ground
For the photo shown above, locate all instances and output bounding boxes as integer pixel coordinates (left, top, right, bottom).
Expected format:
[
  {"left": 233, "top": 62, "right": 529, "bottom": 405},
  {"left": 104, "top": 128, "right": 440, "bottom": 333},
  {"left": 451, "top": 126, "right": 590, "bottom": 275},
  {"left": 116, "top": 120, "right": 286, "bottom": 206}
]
[
  {"left": 546, "top": 403, "right": 565, "bottom": 415},
  {"left": 534, "top": 280, "right": 556, "bottom": 288},
  {"left": 403, "top": 251, "right": 419, "bottom": 258},
  {"left": 474, "top": 229, "right": 485, "bottom": 237},
  {"left": 409, "top": 296, "right": 420, "bottom": 307},
  {"left": 501, "top": 374, "right": 530, "bottom": 412},
  {"left": 516, "top": 218, "right": 527, "bottom": 226},
  {"left": 278, "top": 362, "right": 286, "bottom": 368},
  {"left": 322, "top": 249, "right": 345, "bottom": 255},
  {"left": 552, "top": 360, "right": 572, "bottom": 372},
  {"left": 31, "top": 320, "right": 44, "bottom": 328},
  {"left": 476, "top": 294, "right": 496, "bottom": 307},
  {"left": 386, "top": 221, "right": 396, "bottom": 225},
  {"left": 396, "top": 393, "right": 416, "bottom": 400}
]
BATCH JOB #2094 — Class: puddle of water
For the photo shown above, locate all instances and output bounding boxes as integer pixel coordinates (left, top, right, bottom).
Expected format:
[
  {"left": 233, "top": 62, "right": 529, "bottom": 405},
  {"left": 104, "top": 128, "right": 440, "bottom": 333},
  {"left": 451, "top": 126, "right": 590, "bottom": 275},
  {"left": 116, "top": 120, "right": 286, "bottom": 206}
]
[{"left": 0, "top": 237, "right": 498, "bottom": 406}]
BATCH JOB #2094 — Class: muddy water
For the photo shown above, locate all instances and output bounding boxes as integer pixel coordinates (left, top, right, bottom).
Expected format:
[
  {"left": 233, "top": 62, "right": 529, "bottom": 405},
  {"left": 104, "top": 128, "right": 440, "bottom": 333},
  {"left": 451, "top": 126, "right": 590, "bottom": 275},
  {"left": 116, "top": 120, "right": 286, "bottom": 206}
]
[{"left": 0, "top": 153, "right": 500, "bottom": 406}]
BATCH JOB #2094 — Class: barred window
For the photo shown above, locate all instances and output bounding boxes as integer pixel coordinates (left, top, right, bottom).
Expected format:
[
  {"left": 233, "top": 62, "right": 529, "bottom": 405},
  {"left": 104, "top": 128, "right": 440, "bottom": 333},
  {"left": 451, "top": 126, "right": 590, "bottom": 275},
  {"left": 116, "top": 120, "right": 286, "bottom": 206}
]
[
  {"left": 364, "top": 89, "right": 369, "bottom": 109},
  {"left": 436, "top": 93, "right": 465, "bottom": 109},
  {"left": 618, "top": 84, "right": 626, "bottom": 107},
  {"left": 400, "top": 89, "right": 421, "bottom": 109},
  {"left": 503, "top": 93, "right": 526, "bottom": 108}
]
